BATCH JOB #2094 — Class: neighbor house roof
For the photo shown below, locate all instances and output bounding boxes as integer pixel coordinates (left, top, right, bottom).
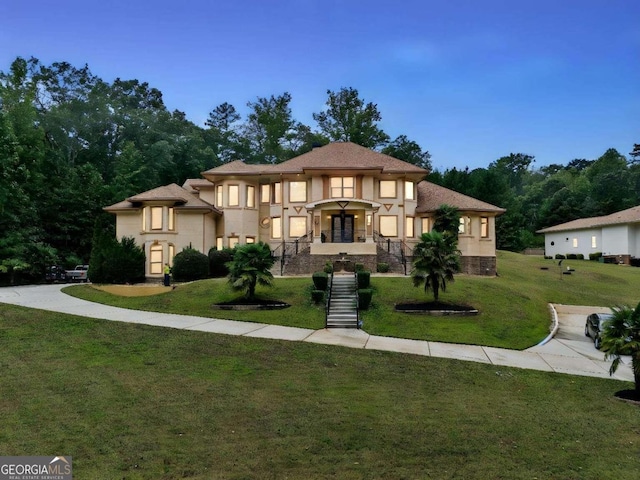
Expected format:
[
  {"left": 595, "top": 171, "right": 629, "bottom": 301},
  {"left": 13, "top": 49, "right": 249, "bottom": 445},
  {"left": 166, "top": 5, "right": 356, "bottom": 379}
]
[
  {"left": 201, "top": 142, "right": 429, "bottom": 177},
  {"left": 536, "top": 205, "right": 640, "bottom": 233},
  {"left": 104, "top": 183, "right": 220, "bottom": 213},
  {"left": 415, "top": 181, "right": 506, "bottom": 214}
]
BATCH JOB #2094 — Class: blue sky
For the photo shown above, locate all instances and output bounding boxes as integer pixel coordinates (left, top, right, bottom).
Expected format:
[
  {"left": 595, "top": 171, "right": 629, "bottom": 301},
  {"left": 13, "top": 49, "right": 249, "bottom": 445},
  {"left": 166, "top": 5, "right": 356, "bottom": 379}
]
[{"left": 1, "top": 0, "right": 638, "bottom": 171}]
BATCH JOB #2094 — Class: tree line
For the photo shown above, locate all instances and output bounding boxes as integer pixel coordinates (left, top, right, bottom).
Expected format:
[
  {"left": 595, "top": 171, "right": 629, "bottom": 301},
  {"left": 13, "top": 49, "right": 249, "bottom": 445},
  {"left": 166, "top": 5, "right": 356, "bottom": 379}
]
[{"left": 0, "top": 56, "right": 637, "bottom": 283}]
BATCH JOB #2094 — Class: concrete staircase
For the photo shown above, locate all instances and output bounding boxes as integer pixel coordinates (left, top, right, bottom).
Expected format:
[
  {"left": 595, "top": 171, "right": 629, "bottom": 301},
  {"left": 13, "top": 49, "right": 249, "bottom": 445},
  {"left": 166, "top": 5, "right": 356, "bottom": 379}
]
[{"left": 326, "top": 274, "right": 359, "bottom": 329}]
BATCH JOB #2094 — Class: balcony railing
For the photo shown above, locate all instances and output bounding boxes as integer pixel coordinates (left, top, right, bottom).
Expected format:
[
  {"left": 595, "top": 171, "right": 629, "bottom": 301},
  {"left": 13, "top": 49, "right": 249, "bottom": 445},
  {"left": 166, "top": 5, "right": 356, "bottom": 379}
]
[{"left": 320, "top": 229, "right": 367, "bottom": 243}]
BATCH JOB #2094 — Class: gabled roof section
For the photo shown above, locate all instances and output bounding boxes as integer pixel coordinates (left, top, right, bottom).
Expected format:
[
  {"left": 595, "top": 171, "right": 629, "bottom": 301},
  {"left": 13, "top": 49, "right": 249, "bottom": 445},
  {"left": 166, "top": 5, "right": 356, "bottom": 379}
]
[
  {"left": 537, "top": 205, "right": 640, "bottom": 233},
  {"left": 416, "top": 181, "right": 506, "bottom": 214},
  {"left": 274, "top": 142, "right": 429, "bottom": 174},
  {"left": 104, "top": 183, "right": 220, "bottom": 213}
]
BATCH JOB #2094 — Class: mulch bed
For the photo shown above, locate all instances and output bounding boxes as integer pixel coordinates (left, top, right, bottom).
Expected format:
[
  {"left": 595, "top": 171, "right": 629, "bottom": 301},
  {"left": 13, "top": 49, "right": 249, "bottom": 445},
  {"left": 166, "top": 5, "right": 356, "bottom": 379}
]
[
  {"left": 212, "top": 299, "right": 290, "bottom": 310},
  {"left": 614, "top": 389, "right": 640, "bottom": 406},
  {"left": 395, "top": 302, "right": 478, "bottom": 316}
]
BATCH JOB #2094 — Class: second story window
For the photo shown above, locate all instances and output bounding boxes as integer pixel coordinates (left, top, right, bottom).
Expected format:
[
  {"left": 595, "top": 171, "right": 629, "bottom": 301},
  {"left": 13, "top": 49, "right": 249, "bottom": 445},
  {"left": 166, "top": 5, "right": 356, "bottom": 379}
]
[
  {"left": 216, "top": 185, "right": 223, "bottom": 207},
  {"left": 246, "top": 185, "right": 255, "bottom": 208},
  {"left": 260, "top": 184, "right": 270, "bottom": 204},
  {"left": 379, "top": 180, "right": 396, "bottom": 198},
  {"left": 150, "top": 206, "right": 163, "bottom": 230},
  {"left": 272, "top": 182, "right": 282, "bottom": 204},
  {"left": 330, "top": 177, "right": 354, "bottom": 198},
  {"left": 168, "top": 207, "right": 175, "bottom": 231},
  {"left": 228, "top": 185, "right": 239, "bottom": 206},
  {"left": 405, "top": 181, "right": 415, "bottom": 200},
  {"left": 289, "top": 181, "right": 307, "bottom": 203}
]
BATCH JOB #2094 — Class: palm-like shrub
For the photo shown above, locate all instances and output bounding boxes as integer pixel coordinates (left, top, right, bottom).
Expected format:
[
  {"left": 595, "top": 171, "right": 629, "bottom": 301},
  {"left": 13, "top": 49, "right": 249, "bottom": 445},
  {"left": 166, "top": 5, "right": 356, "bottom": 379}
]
[
  {"left": 601, "top": 302, "right": 640, "bottom": 395},
  {"left": 411, "top": 231, "right": 460, "bottom": 302},
  {"left": 226, "top": 242, "right": 275, "bottom": 300}
]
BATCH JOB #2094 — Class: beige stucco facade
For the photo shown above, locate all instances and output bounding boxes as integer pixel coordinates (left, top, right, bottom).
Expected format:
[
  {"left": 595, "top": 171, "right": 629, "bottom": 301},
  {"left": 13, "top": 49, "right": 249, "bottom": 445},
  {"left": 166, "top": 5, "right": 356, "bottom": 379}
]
[{"left": 105, "top": 143, "right": 505, "bottom": 278}]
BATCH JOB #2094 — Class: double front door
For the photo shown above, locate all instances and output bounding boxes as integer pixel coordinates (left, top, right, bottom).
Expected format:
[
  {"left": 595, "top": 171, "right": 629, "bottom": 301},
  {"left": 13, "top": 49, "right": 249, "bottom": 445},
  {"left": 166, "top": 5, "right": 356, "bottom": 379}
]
[{"left": 331, "top": 213, "right": 354, "bottom": 243}]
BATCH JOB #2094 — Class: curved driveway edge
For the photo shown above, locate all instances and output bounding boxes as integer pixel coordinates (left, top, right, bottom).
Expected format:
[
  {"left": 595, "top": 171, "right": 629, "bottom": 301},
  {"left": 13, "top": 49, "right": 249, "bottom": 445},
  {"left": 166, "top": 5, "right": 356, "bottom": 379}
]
[{"left": 0, "top": 285, "right": 633, "bottom": 383}]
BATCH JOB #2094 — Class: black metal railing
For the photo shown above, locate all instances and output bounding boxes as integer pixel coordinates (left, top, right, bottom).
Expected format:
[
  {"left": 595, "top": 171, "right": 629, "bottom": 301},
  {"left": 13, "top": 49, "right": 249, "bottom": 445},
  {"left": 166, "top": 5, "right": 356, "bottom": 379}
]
[
  {"left": 325, "top": 269, "right": 334, "bottom": 328},
  {"left": 320, "top": 228, "right": 367, "bottom": 243},
  {"left": 373, "top": 230, "right": 413, "bottom": 275},
  {"left": 271, "top": 231, "right": 313, "bottom": 275},
  {"left": 354, "top": 270, "right": 361, "bottom": 329}
]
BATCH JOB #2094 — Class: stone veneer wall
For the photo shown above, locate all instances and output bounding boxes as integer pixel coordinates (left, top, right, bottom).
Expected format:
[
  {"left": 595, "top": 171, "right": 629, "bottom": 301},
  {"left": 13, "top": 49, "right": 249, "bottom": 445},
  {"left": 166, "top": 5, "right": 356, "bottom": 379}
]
[
  {"left": 459, "top": 256, "right": 497, "bottom": 276},
  {"left": 283, "top": 253, "right": 378, "bottom": 275}
]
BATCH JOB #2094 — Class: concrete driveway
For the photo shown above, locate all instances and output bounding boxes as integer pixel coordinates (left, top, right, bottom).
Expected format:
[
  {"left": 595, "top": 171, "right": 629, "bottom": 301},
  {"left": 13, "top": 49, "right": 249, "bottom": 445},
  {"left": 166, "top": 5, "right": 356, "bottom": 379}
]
[{"left": 0, "top": 285, "right": 634, "bottom": 382}]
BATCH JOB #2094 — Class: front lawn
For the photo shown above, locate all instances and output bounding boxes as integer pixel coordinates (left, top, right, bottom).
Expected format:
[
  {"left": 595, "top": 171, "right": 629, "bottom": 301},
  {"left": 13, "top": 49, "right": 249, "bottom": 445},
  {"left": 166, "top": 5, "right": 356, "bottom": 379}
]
[
  {"left": 1, "top": 304, "right": 638, "bottom": 479},
  {"left": 64, "top": 251, "right": 640, "bottom": 349}
]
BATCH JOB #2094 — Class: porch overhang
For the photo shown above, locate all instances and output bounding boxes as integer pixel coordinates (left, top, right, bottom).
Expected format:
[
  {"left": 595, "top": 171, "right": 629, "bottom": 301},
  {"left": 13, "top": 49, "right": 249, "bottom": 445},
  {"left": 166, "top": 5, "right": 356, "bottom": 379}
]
[{"left": 304, "top": 198, "right": 382, "bottom": 212}]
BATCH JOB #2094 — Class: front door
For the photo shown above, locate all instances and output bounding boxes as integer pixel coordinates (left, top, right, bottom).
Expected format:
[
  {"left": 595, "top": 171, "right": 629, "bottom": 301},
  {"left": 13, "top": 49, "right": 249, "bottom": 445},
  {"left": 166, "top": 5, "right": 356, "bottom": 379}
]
[{"left": 331, "top": 213, "right": 354, "bottom": 243}]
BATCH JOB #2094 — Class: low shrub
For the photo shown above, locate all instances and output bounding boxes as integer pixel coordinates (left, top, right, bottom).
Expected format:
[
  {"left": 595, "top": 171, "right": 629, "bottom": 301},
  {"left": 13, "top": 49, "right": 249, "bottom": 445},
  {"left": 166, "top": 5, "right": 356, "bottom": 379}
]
[
  {"left": 544, "top": 256, "right": 553, "bottom": 260},
  {"left": 589, "top": 252, "right": 602, "bottom": 261},
  {"left": 358, "top": 289, "right": 373, "bottom": 310},
  {"left": 377, "top": 262, "right": 390, "bottom": 273},
  {"left": 566, "top": 254, "right": 578, "bottom": 260},
  {"left": 311, "top": 289, "right": 325, "bottom": 304},
  {"left": 172, "top": 248, "right": 209, "bottom": 282},
  {"left": 355, "top": 262, "right": 365, "bottom": 272},
  {"left": 555, "top": 254, "right": 566, "bottom": 260},
  {"left": 576, "top": 254, "right": 584, "bottom": 260},
  {"left": 323, "top": 261, "right": 333, "bottom": 274},
  {"left": 357, "top": 270, "right": 370, "bottom": 289},
  {"left": 312, "top": 271, "right": 329, "bottom": 291}
]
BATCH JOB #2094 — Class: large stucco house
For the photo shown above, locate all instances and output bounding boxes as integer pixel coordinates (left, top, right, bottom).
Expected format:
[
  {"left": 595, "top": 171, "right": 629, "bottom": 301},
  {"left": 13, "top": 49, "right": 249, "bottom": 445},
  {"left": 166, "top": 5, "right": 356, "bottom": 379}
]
[
  {"left": 105, "top": 142, "right": 505, "bottom": 279},
  {"left": 537, "top": 205, "right": 640, "bottom": 263}
]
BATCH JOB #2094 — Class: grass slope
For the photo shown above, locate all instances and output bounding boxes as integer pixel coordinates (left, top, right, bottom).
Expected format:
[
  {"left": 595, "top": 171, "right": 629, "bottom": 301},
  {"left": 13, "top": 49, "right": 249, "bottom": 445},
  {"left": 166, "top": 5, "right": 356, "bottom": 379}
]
[
  {"left": 66, "top": 252, "right": 640, "bottom": 349},
  {"left": 1, "top": 305, "right": 639, "bottom": 479}
]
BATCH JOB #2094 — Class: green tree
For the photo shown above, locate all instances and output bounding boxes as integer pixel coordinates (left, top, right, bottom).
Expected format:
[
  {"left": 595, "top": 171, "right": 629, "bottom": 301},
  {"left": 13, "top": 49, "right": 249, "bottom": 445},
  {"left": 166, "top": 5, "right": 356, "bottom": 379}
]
[
  {"left": 226, "top": 242, "right": 275, "bottom": 300},
  {"left": 601, "top": 302, "right": 640, "bottom": 396},
  {"left": 411, "top": 231, "right": 460, "bottom": 302},
  {"left": 204, "top": 102, "right": 244, "bottom": 164},
  {"left": 313, "top": 87, "right": 389, "bottom": 149},
  {"left": 382, "top": 134, "right": 431, "bottom": 169},
  {"left": 244, "top": 92, "right": 302, "bottom": 164}
]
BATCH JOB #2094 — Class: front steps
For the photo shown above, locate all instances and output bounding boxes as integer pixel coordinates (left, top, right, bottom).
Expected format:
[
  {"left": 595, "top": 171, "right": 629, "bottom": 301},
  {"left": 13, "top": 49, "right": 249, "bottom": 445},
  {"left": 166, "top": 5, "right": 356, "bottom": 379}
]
[{"left": 326, "top": 274, "right": 359, "bottom": 329}]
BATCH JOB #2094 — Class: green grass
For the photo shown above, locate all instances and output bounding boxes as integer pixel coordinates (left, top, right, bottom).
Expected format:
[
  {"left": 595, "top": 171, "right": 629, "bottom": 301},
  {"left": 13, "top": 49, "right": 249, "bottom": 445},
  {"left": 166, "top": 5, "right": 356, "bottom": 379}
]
[
  {"left": 1, "top": 304, "right": 638, "bottom": 479},
  {"left": 65, "top": 251, "right": 640, "bottom": 349}
]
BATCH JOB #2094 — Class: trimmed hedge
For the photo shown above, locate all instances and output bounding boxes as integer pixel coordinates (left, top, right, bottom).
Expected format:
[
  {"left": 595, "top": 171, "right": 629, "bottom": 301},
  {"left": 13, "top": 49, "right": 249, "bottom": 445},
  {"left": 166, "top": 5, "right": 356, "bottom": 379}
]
[
  {"left": 358, "top": 289, "right": 373, "bottom": 310},
  {"left": 377, "top": 262, "right": 390, "bottom": 273},
  {"left": 312, "top": 271, "right": 329, "bottom": 291},
  {"left": 357, "top": 271, "right": 370, "bottom": 289},
  {"left": 172, "top": 248, "right": 209, "bottom": 282},
  {"left": 311, "top": 289, "right": 325, "bottom": 303}
]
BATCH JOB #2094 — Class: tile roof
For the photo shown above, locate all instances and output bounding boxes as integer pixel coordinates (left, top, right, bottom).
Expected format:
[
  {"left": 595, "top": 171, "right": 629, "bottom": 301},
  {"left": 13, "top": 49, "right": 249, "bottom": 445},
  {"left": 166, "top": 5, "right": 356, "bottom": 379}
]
[
  {"left": 416, "top": 181, "right": 506, "bottom": 213},
  {"left": 536, "top": 205, "right": 640, "bottom": 233},
  {"left": 104, "top": 183, "right": 219, "bottom": 213},
  {"left": 201, "top": 142, "right": 429, "bottom": 176}
]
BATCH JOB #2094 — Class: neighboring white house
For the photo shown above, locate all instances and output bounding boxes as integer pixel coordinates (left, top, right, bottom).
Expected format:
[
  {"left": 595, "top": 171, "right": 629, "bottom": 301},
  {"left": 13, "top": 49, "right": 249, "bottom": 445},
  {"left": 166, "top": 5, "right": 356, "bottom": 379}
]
[
  {"left": 105, "top": 142, "right": 505, "bottom": 278},
  {"left": 537, "top": 205, "right": 640, "bottom": 263}
]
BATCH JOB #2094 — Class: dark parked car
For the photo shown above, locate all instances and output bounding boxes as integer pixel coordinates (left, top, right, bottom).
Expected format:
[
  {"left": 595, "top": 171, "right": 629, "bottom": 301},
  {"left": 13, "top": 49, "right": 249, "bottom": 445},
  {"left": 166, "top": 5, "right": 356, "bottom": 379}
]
[{"left": 584, "top": 313, "right": 613, "bottom": 349}]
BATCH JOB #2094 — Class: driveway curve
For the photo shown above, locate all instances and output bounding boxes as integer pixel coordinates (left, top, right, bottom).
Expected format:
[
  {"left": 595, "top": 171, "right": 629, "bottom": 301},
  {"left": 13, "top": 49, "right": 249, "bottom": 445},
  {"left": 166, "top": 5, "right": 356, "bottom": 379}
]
[{"left": 0, "top": 285, "right": 633, "bottom": 383}]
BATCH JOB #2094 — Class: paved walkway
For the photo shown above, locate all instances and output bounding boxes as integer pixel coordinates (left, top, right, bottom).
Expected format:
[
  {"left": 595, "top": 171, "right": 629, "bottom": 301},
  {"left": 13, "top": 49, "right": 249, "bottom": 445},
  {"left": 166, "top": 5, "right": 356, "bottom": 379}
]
[{"left": 0, "top": 284, "right": 633, "bottom": 383}]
